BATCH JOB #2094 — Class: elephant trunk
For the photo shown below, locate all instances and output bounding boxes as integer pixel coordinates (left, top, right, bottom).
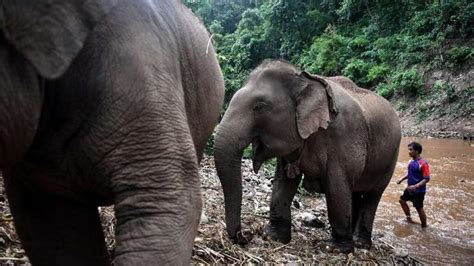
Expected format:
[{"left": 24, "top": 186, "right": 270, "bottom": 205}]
[{"left": 214, "top": 111, "right": 253, "bottom": 243}]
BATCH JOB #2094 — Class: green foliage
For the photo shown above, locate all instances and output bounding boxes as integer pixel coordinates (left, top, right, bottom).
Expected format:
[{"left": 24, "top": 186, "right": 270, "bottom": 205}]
[
  {"left": 204, "top": 130, "right": 216, "bottom": 156},
  {"left": 242, "top": 146, "right": 253, "bottom": 159},
  {"left": 375, "top": 68, "right": 424, "bottom": 99},
  {"left": 396, "top": 101, "right": 408, "bottom": 112},
  {"left": 262, "top": 158, "right": 277, "bottom": 175},
  {"left": 432, "top": 80, "right": 457, "bottom": 103},
  {"left": 348, "top": 36, "right": 369, "bottom": 51},
  {"left": 416, "top": 102, "right": 429, "bottom": 122},
  {"left": 405, "top": 1, "right": 474, "bottom": 39},
  {"left": 375, "top": 83, "right": 395, "bottom": 99},
  {"left": 448, "top": 47, "right": 474, "bottom": 63},
  {"left": 390, "top": 68, "right": 424, "bottom": 96},
  {"left": 299, "top": 31, "right": 350, "bottom": 76},
  {"left": 184, "top": 0, "right": 473, "bottom": 106},
  {"left": 367, "top": 64, "right": 390, "bottom": 84},
  {"left": 342, "top": 59, "right": 371, "bottom": 87}
]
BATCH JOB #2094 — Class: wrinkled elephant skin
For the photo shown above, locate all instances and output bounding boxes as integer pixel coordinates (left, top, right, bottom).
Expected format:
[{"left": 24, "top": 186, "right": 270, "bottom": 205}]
[
  {"left": 214, "top": 60, "right": 400, "bottom": 253},
  {"left": 0, "top": 1, "right": 224, "bottom": 265}
]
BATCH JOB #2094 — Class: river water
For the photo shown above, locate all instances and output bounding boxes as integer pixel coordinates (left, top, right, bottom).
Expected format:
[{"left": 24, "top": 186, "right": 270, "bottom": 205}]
[{"left": 375, "top": 137, "right": 473, "bottom": 264}]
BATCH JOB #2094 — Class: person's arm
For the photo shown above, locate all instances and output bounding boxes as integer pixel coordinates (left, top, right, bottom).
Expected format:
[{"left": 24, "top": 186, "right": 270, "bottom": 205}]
[
  {"left": 407, "top": 178, "right": 429, "bottom": 192},
  {"left": 396, "top": 175, "right": 408, "bottom": 184}
]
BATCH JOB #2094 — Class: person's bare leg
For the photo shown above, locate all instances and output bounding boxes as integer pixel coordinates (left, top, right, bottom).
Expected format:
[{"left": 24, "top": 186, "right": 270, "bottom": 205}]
[
  {"left": 416, "top": 207, "right": 427, "bottom": 228},
  {"left": 399, "top": 199, "right": 412, "bottom": 222}
]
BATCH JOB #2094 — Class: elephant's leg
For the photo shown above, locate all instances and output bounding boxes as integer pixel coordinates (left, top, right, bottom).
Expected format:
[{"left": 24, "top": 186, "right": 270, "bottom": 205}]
[
  {"left": 3, "top": 172, "right": 110, "bottom": 266},
  {"left": 324, "top": 168, "right": 354, "bottom": 253},
  {"left": 352, "top": 192, "right": 362, "bottom": 233},
  {"left": 108, "top": 123, "right": 201, "bottom": 265},
  {"left": 352, "top": 189, "right": 384, "bottom": 249},
  {"left": 264, "top": 158, "right": 302, "bottom": 244}
]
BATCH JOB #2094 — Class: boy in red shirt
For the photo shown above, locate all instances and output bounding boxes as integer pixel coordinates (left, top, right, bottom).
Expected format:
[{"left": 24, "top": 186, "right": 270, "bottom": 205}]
[{"left": 397, "top": 142, "right": 430, "bottom": 228}]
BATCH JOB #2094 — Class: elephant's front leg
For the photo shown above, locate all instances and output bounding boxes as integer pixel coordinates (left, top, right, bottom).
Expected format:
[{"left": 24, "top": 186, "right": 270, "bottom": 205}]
[
  {"left": 264, "top": 158, "right": 301, "bottom": 244},
  {"left": 108, "top": 120, "right": 202, "bottom": 265},
  {"left": 3, "top": 170, "right": 110, "bottom": 266},
  {"left": 324, "top": 167, "right": 354, "bottom": 253}
]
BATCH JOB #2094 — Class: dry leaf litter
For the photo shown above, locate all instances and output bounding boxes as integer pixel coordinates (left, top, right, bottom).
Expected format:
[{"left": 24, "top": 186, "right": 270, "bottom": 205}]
[{"left": 0, "top": 156, "right": 420, "bottom": 265}]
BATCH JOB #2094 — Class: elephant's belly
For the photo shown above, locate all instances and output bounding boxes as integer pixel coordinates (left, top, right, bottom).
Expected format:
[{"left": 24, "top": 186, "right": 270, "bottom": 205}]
[
  {"left": 7, "top": 160, "right": 113, "bottom": 206},
  {"left": 302, "top": 175, "right": 324, "bottom": 193}
]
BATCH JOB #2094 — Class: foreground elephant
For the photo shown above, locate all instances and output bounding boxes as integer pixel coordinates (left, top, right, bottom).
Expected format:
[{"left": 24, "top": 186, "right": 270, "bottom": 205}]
[
  {"left": 215, "top": 60, "right": 400, "bottom": 253},
  {"left": 0, "top": 0, "right": 224, "bottom": 265}
]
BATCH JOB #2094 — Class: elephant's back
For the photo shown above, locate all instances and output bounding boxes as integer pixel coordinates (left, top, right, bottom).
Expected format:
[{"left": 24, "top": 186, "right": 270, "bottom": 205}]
[
  {"left": 173, "top": 2, "right": 225, "bottom": 158},
  {"left": 328, "top": 76, "right": 399, "bottom": 133}
]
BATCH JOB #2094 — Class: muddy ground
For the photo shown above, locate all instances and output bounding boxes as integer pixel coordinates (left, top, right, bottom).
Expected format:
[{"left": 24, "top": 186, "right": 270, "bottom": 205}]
[{"left": 0, "top": 157, "right": 421, "bottom": 265}]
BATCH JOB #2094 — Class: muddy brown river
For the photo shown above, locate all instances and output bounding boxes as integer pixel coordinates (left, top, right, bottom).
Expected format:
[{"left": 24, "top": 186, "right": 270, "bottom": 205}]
[{"left": 375, "top": 137, "right": 473, "bottom": 264}]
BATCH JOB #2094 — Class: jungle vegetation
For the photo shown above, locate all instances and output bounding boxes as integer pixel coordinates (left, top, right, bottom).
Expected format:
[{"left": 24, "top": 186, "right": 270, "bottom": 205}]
[{"left": 184, "top": 0, "right": 473, "bottom": 105}]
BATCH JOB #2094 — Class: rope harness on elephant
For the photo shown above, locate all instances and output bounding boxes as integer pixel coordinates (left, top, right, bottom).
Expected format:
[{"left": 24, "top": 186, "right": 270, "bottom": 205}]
[{"left": 283, "top": 141, "right": 306, "bottom": 179}]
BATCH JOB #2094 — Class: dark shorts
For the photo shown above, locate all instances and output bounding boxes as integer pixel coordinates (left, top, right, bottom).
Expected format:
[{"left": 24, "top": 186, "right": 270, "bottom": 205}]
[{"left": 400, "top": 190, "right": 425, "bottom": 209}]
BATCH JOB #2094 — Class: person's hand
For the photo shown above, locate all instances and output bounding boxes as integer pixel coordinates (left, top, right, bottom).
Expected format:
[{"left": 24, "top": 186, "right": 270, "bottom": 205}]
[{"left": 407, "top": 185, "right": 417, "bottom": 192}]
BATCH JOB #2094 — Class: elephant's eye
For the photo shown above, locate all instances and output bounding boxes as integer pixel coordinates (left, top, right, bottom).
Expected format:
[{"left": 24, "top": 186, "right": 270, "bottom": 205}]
[{"left": 253, "top": 101, "right": 269, "bottom": 113}]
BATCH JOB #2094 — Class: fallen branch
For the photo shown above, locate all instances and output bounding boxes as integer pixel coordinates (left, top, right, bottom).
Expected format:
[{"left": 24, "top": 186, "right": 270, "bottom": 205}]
[{"left": 0, "top": 257, "right": 29, "bottom": 261}]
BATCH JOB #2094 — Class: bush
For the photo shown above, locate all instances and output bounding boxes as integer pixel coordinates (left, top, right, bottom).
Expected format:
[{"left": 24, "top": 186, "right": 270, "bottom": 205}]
[
  {"left": 405, "top": 1, "right": 474, "bottom": 39},
  {"left": 186, "top": 0, "right": 473, "bottom": 108},
  {"left": 348, "top": 36, "right": 369, "bottom": 51},
  {"left": 375, "top": 83, "right": 395, "bottom": 99},
  {"left": 372, "top": 36, "right": 400, "bottom": 63},
  {"left": 367, "top": 64, "right": 390, "bottom": 83},
  {"left": 448, "top": 47, "right": 474, "bottom": 63},
  {"left": 342, "top": 59, "right": 372, "bottom": 87},
  {"left": 390, "top": 68, "right": 424, "bottom": 96},
  {"left": 416, "top": 102, "right": 429, "bottom": 122},
  {"left": 375, "top": 68, "right": 424, "bottom": 98},
  {"left": 432, "top": 80, "right": 457, "bottom": 103},
  {"left": 396, "top": 101, "right": 408, "bottom": 111},
  {"left": 299, "top": 31, "right": 350, "bottom": 76}
]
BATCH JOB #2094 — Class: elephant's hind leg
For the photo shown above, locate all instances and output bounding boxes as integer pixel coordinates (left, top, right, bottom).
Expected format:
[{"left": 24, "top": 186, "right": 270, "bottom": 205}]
[
  {"left": 3, "top": 173, "right": 110, "bottom": 266},
  {"left": 324, "top": 167, "right": 354, "bottom": 254},
  {"left": 352, "top": 189, "right": 385, "bottom": 249}
]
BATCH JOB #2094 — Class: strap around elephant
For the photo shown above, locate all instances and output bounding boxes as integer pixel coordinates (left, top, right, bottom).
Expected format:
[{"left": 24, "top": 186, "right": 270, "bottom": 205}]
[{"left": 283, "top": 141, "right": 306, "bottom": 179}]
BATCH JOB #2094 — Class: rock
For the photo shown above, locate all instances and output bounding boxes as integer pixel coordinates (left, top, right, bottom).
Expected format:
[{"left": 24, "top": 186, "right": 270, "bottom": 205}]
[
  {"left": 200, "top": 211, "right": 209, "bottom": 224},
  {"left": 396, "top": 249, "right": 409, "bottom": 257},
  {"left": 300, "top": 212, "right": 325, "bottom": 228}
]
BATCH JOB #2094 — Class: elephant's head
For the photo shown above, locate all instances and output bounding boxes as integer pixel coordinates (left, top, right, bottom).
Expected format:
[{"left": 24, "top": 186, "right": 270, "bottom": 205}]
[
  {"left": 0, "top": 0, "right": 116, "bottom": 167},
  {"left": 214, "top": 60, "right": 338, "bottom": 243}
]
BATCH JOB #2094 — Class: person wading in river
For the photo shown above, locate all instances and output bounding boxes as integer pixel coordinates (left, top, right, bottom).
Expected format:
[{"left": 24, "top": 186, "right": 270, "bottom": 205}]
[{"left": 397, "top": 142, "right": 430, "bottom": 228}]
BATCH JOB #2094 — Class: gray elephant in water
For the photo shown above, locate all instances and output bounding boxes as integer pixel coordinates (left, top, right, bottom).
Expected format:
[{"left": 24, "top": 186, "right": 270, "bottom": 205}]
[
  {"left": 0, "top": 0, "right": 224, "bottom": 265},
  {"left": 214, "top": 60, "right": 401, "bottom": 253}
]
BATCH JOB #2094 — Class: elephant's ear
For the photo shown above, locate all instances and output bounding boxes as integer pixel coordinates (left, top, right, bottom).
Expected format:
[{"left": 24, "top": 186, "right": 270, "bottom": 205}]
[
  {"left": 295, "top": 71, "right": 338, "bottom": 139},
  {"left": 1, "top": 0, "right": 117, "bottom": 79}
]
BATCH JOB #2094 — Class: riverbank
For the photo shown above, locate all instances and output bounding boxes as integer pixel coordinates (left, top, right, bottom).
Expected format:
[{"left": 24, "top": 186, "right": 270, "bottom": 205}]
[
  {"left": 190, "top": 157, "right": 421, "bottom": 264},
  {"left": 0, "top": 157, "right": 421, "bottom": 264},
  {"left": 396, "top": 67, "right": 473, "bottom": 139}
]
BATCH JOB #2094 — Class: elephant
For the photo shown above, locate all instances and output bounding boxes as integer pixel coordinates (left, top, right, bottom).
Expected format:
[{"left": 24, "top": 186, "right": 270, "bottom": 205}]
[
  {"left": 214, "top": 60, "right": 401, "bottom": 253},
  {"left": 0, "top": 0, "right": 224, "bottom": 265}
]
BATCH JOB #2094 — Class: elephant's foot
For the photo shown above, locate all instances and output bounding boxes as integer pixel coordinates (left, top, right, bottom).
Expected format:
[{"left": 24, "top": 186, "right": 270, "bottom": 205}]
[
  {"left": 318, "top": 239, "right": 354, "bottom": 254},
  {"left": 262, "top": 220, "right": 291, "bottom": 244},
  {"left": 354, "top": 236, "right": 372, "bottom": 249},
  {"left": 232, "top": 229, "right": 254, "bottom": 245}
]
